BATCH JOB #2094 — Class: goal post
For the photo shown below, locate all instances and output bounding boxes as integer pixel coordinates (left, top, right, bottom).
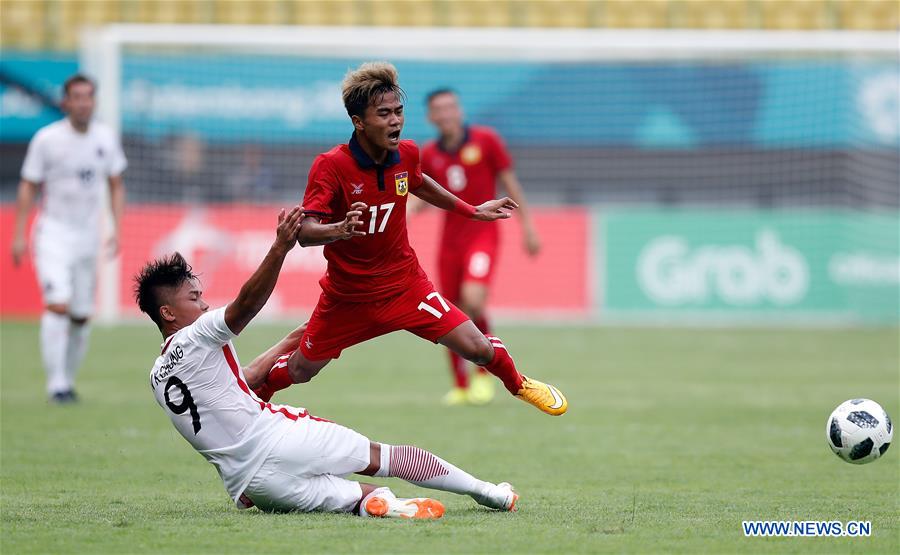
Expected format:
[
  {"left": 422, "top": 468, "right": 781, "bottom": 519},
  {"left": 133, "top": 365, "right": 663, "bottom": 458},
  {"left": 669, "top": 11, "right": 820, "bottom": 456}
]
[{"left": 80, "top": 25, "right": 899, "bottom": 325}]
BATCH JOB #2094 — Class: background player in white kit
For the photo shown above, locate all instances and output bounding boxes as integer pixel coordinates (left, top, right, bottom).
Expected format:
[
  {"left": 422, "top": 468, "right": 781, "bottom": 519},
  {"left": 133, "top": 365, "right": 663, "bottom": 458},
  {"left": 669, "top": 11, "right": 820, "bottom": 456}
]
[
  {"left": 135, "top": 206, "right": 518, "bottom": 518},
  {"left": 11, "top": 74, "right": 127, "bottom": 403}
]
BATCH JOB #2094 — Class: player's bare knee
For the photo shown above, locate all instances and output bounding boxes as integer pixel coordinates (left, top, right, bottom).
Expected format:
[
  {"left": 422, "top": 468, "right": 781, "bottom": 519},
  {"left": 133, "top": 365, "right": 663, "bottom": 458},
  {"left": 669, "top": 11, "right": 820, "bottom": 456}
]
[
  {"left": 287, "top": 351, "right": 313, "bottom": 383},
  {"left": 459, "top": 294, "right": 482, "bottom": 318},
  {"left": 466, "top": 334, "right": 494, "bottom": 366},
  {"left": 460, "top": 283, "right": 487, "bottom": 315},
  {"left": 461, "top": 303, "right": 484, "bottom": 321},
  {"left": 289, "top": 362, "right": 320, "bottom": 384},
  {"left": 289, "top": 366, "right": 310, "bottom": 383},
  {"left": 46, "top": 304, "right": 68, "bottom": 315}
]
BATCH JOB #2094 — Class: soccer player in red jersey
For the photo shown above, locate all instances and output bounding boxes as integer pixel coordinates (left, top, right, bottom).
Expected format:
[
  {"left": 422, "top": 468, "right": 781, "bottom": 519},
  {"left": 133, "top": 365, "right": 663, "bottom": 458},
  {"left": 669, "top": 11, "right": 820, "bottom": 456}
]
[
  {"left": 136, "top": 210, "right": 519, "bottom": 517},
  {"left": 418, "top": 89, "right": 542, "bottom": 406},
  {"left": 252, "top": 62, "right": 566, "bottom": 416}
]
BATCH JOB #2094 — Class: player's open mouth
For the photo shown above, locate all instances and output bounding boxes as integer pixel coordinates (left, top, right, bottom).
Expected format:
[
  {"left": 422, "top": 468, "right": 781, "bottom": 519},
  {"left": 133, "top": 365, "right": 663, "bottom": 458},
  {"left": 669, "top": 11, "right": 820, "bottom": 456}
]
[{"left": 387, "top": 130, "right": 401, "bottom": 144}]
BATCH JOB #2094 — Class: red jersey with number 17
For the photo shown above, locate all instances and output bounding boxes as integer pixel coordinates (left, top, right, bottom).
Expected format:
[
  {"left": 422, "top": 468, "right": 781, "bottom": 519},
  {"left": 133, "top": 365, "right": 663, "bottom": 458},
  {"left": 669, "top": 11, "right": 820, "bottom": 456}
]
[
  {"left": 420, "top": 125, "right": 512, "bottom": 249},
  {"left": 302, "top": 135, "right": 426, "bottom": 302}
]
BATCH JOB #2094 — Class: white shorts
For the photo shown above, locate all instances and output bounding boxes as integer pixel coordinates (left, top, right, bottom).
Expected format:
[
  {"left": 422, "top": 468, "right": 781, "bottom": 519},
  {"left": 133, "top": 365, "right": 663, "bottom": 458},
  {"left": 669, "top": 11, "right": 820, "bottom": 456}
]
[
  {"left": 242, "top": 416, "right": 371, "bottom": 513},
  {"left": 33, "top": 224, "right": 98, "bottom": 317}
]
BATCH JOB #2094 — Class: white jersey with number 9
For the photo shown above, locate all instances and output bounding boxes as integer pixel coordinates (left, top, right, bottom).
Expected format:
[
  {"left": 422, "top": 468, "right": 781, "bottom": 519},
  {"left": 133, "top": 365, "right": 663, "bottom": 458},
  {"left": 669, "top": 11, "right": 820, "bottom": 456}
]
[{"left": 149, "top": 307, "right": 302, "bottom": 505}]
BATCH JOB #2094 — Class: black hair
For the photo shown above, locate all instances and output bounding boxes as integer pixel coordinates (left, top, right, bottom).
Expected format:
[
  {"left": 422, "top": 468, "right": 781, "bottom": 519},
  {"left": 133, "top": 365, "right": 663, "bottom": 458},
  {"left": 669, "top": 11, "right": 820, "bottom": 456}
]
[
  {"left": 63, "top": 74, "right": 95, "bottom": 97},
  {"left": 133, "top": 252, "right": 197, "bottom": 328},
  {"left": 341, "top": 62, "right": 407, "bottom": 118},
  {"left": 425, "top": 88, "right": 457, "bottom": 104}
]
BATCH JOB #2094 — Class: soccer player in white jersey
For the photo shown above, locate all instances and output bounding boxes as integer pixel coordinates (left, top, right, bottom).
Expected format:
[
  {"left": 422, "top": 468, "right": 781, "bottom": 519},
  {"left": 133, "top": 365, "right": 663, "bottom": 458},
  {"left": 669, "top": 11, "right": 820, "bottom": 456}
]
[
  {"left": 136, "top": 206, "right": 518, "bottom": 518},
  {"left": 11, "top": 74, "right": 127, "bottom": 403}
]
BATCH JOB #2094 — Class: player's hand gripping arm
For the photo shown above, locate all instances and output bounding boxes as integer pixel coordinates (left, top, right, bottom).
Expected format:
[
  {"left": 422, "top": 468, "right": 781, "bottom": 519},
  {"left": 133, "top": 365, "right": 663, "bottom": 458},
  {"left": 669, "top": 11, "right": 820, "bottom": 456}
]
[
  {"left": 414, "top": 173, "right": 518, "bottom": 221},
  {"left": 224, "top": 206, "right": 303, "bottom": 335},
  {"left": 11, "top": 179, "right": 38, "bottom": 266},
  {"left": 243, "top": 321, "right": 307, "bottom": 389},
  {"left": 498, "top": 170, "right": 541, "bottom": 256},
  {"left": 296, "top": 201, "right": 367, "bottom": 247},
  {"left": 106, "top": 175, "right": 126, "bottom": 258}
]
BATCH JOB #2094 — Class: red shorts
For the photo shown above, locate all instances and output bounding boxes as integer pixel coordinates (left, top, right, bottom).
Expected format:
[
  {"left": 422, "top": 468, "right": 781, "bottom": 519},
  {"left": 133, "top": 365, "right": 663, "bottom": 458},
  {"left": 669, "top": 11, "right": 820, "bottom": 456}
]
[
  {"left": 299, "top": 275, "right": 470, "bottom": 361},
  {"left": 438, "top": 236, "right": 499, "bottom": 303}
]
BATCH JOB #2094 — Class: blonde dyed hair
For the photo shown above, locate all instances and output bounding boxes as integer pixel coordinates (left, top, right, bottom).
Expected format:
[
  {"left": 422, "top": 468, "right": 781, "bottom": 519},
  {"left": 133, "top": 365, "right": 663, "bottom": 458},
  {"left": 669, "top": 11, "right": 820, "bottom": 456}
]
[{"left": 342, "top": 61, "right": 406, "bottom": 118}]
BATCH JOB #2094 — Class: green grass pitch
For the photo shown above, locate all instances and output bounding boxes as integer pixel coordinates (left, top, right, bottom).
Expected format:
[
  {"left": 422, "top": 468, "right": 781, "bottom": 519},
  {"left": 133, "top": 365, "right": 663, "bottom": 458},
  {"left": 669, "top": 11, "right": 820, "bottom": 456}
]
[{"left": 1, "top": 321, "right": 898, "bottom": 553}]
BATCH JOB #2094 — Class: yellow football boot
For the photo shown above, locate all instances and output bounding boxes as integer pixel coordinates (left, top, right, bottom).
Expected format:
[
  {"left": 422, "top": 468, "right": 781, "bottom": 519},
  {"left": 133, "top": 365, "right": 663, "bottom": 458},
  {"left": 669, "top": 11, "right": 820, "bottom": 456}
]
[
  {"left": 442, "top": 387, "right": 469, "bottom": 406},
  {"left": 467, "top": 372, "right": 496, "bottom": 405},
  {"left": 515, "top": 376, "right": 568, "bottom": 416}
]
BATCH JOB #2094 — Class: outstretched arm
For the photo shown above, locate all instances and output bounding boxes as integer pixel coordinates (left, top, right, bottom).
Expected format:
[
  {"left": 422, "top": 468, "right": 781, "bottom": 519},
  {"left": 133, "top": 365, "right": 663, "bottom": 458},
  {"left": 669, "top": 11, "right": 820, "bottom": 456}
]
[
  {"left": 224, "top": 206, "right": 303, "bottom": 335},
  {"left": 297, "top": 202, "right": 367, "bottom": 247},
  {"left": 413, "top": 173, "right": 518, "bottom": 222},
  {"left": 243, "top": 322, "right": 307, "bottom": 388}
]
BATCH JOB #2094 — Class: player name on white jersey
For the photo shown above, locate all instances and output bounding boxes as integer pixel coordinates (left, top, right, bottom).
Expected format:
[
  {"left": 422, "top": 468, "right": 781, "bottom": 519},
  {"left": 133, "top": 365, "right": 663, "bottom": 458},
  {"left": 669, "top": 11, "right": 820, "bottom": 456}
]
[{"left": 148, "top": 308, "right": 308, "bottom": 505}]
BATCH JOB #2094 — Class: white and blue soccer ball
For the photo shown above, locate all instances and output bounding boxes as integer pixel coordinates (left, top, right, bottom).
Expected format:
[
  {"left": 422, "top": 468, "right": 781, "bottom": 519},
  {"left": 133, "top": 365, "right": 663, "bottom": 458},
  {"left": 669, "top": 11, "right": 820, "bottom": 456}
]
[{"left": 826, "top": 399, "right": 892, "bottom": 464}]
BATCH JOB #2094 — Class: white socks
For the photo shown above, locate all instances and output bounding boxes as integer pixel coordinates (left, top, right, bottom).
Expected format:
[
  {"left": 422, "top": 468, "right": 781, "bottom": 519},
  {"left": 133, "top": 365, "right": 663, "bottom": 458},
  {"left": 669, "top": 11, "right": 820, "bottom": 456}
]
[
  {"left": 40, "top": 312, "right": 90, "bottom": 396},
  {"left": 374, "top": 444, "right": 494, "bottom": 501},
  {"left": 41, "top": 311, "right": 70, "bottom": 395},
  {"left": 65, "top": 321, "right": 90, "bottom": 387}
]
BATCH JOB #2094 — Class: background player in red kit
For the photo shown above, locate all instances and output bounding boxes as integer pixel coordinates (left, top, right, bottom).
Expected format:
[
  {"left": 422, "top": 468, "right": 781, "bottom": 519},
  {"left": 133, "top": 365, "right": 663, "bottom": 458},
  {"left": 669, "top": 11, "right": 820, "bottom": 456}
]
[
  {"left": 418, "top": 89, "right": 542, "bottom": 406},
  {"left": 253, "top": 62, "right": 566, "bottom": 416}
]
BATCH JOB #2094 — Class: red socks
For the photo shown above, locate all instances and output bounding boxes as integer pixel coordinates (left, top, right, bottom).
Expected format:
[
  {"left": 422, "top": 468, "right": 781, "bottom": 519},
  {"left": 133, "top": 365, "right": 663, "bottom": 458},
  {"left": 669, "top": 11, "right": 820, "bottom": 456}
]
[
  {"left": 483, "top": 336, "right": 524, "bottom": 394},
  {"left": 252, "top": 354, "right": 295, "bottom": 402},
  {"left": 253, "top": 382, "right": 275, "bottom": 403},
  {"left": 448, "top": 351, "right": 469, "bottom": 388},
  {"left": 267, "top": 354, "right": 295, "bottom": 390}
]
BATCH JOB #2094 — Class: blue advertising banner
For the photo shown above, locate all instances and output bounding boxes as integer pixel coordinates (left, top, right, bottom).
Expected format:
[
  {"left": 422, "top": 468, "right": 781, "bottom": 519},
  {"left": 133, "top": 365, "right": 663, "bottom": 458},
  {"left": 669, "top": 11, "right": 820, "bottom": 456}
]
[
  {"left": 0, "top": 52, "right": 76, "bottom": 142},
  {"left": 2, "top": 52, "right": 897, "bottom": 148}
]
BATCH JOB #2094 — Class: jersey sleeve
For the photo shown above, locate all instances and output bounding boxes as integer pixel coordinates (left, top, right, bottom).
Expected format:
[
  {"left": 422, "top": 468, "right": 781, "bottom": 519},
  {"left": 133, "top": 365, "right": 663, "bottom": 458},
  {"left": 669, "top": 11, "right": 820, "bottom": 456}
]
[
  {"left": 20, "top": 132, "right": 46, "bottom": 183},
  {"left": 487, "top": 129, "right": 513, "bottom": 173},
  {"left": 302, "top": 155, "right": 339, "bottom": 222},
  {"left": 108, "top": 132, "right": 128, "bottom": 177},
  {"left": 186, "top": 307, "right": 237, "bottom": 347}
]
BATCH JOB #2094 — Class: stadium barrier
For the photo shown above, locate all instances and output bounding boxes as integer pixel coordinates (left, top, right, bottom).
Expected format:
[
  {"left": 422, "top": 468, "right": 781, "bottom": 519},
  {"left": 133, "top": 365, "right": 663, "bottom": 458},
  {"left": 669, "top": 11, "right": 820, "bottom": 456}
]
[
  {"left": 0, "top": 206, "right": 591, "bottom": 320},
  {"left": 598, "top": 209, "right": 899, "bottom": 325},
  {"left": 3, "top": 206, "right": 895, "bottom": 324},
  {"left": 2, "top": 28, "right": 897, "bottom": 325}
]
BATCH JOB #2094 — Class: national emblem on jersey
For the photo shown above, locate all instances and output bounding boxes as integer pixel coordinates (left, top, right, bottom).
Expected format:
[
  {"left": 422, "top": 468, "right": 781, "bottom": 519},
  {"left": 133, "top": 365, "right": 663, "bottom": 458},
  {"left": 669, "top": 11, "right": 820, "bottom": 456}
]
[
  {"left": 394, "top": 171, "right": 409, "bottom": 196},
  {"left": 460, "top": 144, "right": 482, "bottom": 165}
]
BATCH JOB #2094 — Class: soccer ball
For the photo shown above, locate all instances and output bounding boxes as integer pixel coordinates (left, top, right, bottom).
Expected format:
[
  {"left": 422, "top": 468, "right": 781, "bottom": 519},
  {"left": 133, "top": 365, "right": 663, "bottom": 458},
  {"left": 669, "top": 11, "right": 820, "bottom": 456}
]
[{"left": 826, "top": 399, "right": 892, "bottom": 464}]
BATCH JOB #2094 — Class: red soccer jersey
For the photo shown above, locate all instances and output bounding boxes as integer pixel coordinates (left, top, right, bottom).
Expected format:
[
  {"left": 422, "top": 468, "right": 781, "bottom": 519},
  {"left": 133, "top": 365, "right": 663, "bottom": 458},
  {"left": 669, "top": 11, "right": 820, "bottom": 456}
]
[
  {"left": 421, "top": 125, "right": 513, "bottom": 249},
  {"left": 302, "top": 135, "right": 425, "bottom": 302}
]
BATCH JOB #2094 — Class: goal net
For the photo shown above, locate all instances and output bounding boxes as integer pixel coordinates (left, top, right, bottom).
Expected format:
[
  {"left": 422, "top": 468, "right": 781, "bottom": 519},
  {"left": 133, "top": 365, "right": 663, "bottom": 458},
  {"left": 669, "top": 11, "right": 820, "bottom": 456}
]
[{"left": 81, "top": 26, "right": 899, "bottom": 324}]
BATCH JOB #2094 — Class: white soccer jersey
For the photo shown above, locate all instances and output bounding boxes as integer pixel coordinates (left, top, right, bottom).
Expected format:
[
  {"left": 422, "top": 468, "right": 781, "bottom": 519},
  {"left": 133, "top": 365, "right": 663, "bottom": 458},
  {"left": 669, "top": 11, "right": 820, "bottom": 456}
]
[
  {"left": 21, "top": 118, "right": 127, "bottom": 245},
  {"left": 149, "top": 307, "right": 309, "bottom": 505}
]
